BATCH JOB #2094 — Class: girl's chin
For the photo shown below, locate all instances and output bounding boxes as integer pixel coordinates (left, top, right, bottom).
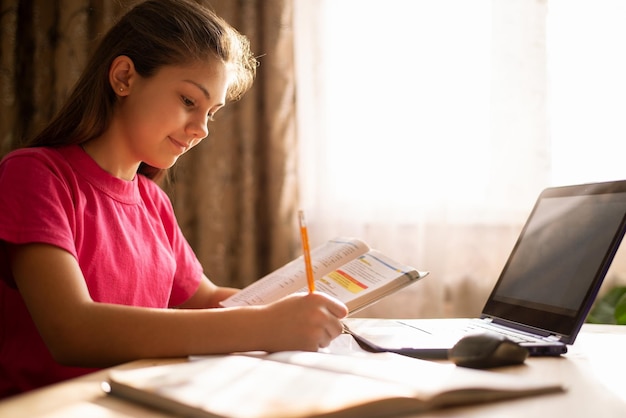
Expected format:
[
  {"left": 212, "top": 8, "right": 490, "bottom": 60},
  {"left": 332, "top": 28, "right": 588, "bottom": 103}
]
[{"left": 144, "top": 157, "right": 178, "bottom": 171}]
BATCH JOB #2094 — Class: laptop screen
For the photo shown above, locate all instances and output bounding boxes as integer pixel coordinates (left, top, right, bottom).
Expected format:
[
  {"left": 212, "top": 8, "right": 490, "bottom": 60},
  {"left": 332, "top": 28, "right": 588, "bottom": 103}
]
[{"left": 483, "top": 181, "right": 626, "bottom": 343}]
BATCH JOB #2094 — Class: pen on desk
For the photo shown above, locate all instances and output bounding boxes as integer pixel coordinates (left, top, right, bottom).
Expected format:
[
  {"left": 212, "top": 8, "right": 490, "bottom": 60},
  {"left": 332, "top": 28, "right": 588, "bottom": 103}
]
[{"left": 298, "top": 210, "right": 315, "bottom": 293}]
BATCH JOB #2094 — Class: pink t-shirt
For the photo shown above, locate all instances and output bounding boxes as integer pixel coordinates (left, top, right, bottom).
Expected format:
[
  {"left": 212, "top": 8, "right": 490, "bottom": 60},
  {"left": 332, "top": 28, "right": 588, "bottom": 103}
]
[{"left": 0, "top": 145, "right": 202, "bottom": 398}]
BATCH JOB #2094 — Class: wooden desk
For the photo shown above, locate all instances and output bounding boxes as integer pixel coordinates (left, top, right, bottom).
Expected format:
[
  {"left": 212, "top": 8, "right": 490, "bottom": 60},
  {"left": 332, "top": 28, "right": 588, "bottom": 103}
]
[{"left": 1, "top": 323, "right": 624, "bottom": 417}]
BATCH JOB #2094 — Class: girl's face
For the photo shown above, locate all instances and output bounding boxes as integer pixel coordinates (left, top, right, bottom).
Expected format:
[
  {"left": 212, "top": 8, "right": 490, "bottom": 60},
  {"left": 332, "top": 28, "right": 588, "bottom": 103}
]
[{"left": 116, "top": 59, "right": 230, "bottom": 172}]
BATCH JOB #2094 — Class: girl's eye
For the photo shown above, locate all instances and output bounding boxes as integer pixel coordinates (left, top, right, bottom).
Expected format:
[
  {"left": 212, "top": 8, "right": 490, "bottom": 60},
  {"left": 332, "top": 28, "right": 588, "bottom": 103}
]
[{"left": 181, "top": 96, "right": 195, "bottom": 107}]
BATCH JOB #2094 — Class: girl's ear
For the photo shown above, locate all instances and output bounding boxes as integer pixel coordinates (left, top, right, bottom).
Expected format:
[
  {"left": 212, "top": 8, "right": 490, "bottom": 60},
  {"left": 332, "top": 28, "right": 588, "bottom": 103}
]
[{"left": 109, "top": 55, "right": 136, "bottom": 96}]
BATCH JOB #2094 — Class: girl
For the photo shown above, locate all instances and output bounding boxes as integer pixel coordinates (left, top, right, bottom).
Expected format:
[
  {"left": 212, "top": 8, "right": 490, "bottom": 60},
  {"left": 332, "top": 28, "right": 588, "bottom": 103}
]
[{"left": 0, "top": 0, "right": 347, "bottom": 398}]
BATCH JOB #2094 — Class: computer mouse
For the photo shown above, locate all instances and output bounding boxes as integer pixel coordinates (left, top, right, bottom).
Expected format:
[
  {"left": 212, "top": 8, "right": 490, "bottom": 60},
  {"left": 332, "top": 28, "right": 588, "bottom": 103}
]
[{"left": 448, "top": 333, "right": 528, "bottom": 369}]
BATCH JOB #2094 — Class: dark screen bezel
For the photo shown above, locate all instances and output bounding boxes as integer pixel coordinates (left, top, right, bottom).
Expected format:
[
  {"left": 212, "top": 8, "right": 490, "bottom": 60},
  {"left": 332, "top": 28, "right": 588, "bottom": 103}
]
[{"left": 481, "top": 181, "right": 626, "bottom": 344}]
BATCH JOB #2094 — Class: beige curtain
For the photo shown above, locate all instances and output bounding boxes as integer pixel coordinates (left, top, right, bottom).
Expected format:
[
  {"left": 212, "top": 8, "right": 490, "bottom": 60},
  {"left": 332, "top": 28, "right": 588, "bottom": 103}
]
[{"left": 0, "top": 0, "right": 299, "bottom": 288}]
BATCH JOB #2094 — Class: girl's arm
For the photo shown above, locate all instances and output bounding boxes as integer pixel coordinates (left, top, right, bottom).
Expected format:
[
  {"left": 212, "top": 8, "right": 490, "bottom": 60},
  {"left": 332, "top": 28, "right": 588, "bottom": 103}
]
[
  {"left": 9, "top": 243, "right": 348, "bottom": 368},
  {"left": 176, "top": 274, "right": 239, "bottom": 309}
]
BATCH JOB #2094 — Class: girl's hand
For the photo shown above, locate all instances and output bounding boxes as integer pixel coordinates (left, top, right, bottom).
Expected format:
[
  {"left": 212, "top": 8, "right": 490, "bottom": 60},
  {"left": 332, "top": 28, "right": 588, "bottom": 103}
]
[{"left": 257, "top": 292, "right": 348, "bottom": 352}]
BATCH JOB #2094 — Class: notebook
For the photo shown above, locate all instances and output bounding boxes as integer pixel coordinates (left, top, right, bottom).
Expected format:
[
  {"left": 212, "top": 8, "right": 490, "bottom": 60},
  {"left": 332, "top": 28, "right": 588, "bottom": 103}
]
[{"left": 344, "top": 180, "right": 626, "bottom": 358}]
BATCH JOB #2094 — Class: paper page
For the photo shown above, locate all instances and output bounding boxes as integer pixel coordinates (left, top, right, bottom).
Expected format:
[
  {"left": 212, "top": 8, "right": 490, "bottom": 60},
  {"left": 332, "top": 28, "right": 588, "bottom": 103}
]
[
  {"left": 320, "top": 333, "right": 369, "bottom": 355},
  {"left": 220, "top": 238, "right": 369, "bottom": 307},
  {"left": 316, "top": 250, "right": 412, "bottom": 294},
  {"left": 108, "top": 355, "right": 417, "bottom": 418},
  {"left": 311, "top": 250, "right": 421, "bottom": 311},
  {"left": 262, "top": 351, "right": 564, "bottom": 399},
  {"left": 109, "top": 352, "right": 564, "bottom": 418}
]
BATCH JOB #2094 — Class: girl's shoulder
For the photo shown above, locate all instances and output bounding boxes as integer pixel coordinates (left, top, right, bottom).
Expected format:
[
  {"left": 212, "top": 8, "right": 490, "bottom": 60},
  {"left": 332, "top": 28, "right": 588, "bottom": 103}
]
[
  {"left": 0, "top": 146, "right": 74, "bottom": 175},
  {"left": 2, "top": 145, "right": 61, "bottom": 160},
  {"left": 1, "top": 145, "right": 74, "bottom": 164}
]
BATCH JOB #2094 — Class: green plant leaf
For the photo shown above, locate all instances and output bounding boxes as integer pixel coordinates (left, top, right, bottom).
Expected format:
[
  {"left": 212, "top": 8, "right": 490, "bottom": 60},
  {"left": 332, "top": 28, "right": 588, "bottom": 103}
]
[
  {"left": 587, "top": 299, "right": 617, "bottom": 324},
  {"left": 614, "top": 292, "right": 626, "bottom": 325},
  {"left": 587, "top": 286, "right": 626, "bottom": 324}
]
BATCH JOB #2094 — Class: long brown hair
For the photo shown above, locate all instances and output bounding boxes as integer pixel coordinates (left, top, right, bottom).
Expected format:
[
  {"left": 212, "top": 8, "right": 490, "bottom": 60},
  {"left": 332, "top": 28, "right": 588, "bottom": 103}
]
[{"left": 25, "top": 0, "right": 257, "bottom": 181}]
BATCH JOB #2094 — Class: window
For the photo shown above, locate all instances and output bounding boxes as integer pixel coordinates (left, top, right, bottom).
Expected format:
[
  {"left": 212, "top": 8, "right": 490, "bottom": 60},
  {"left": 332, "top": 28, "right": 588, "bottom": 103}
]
[
  {"left": 294, "top": 0, "right": 626, "bottom": 318},
  {"left": 548, "top": 0, "right": 626, "bottom": 185}
]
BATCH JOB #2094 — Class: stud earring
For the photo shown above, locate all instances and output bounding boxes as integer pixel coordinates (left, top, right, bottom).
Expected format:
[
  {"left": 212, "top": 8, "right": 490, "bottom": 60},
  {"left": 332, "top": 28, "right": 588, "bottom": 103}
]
[{"left": 119, "top": 87, "right": 124, "bottom": 92}]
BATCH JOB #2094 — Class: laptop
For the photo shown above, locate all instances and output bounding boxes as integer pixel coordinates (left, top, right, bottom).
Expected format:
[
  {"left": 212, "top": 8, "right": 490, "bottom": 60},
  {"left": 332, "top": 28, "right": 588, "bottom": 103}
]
[{"left": 343, "top": 180, "right": 626, "bottom": 358}]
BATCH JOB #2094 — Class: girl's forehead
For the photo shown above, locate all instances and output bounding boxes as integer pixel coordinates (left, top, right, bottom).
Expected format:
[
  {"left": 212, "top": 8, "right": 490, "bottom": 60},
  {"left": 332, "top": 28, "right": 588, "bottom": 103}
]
[
  {"left": 157, "top": 60, "right": 228, "bottom": 79},
  {"left": 140, "top": 60, "right": 230, "bottom": 104}
]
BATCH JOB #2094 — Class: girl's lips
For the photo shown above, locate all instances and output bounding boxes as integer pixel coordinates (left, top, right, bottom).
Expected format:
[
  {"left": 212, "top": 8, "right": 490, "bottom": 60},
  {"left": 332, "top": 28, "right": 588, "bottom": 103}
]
[{"left": 169, "top": 136, "right": 189, "bottom": 152}]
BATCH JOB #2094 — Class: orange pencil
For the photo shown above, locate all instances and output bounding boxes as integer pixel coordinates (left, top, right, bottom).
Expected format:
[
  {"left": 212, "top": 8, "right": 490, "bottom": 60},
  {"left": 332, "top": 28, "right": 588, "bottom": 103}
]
[{"left": 298, "top": 210, "right": 315, "bottom": 293}]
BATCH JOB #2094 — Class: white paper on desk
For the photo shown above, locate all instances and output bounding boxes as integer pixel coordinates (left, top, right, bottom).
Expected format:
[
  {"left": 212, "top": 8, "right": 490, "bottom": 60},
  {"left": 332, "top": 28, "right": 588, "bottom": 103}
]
[
  {"left": 188, "top": 334, "right": 366, "bottom": 362},
  {"left": 107, "top": 350, "right": 564, "bottom": 418}
]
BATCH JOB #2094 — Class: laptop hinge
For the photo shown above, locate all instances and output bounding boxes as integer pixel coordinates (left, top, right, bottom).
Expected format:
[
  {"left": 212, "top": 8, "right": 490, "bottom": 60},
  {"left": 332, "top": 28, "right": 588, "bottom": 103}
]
[
  {"left": 544, "top": 335, "right": 562, "bottom": 342},
  {"left": 480, "top": 317, "right": 563, "bottom": 342}
]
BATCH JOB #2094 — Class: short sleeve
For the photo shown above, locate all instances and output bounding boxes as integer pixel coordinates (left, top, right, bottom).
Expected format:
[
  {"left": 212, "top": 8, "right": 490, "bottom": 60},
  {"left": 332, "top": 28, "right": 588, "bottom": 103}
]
[
  {"left": 0, "top": 150, "right": 79, "bottom": 246},
  {"left": 0, "top": 150, "right": 81, "bottom": 286}
]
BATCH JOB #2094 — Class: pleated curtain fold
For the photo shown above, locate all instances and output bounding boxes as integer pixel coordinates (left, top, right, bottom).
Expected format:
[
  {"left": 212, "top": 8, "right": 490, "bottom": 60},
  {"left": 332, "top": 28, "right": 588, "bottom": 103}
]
[{"left": 0, "top": 0, "right": 299, "bottom": 287}]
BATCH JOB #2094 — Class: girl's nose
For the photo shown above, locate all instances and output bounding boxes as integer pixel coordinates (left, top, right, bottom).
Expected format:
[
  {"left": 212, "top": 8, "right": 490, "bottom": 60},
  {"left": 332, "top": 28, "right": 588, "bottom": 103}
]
[{"left": 186, "top": 117, "right": 209, "bottom": 141}]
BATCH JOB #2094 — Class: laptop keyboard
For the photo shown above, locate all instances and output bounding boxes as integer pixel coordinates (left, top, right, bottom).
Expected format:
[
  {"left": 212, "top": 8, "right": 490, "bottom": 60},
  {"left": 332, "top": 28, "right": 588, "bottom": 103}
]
[{"left": 464, "top": 321, "right": 538, "bottom": 343}]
